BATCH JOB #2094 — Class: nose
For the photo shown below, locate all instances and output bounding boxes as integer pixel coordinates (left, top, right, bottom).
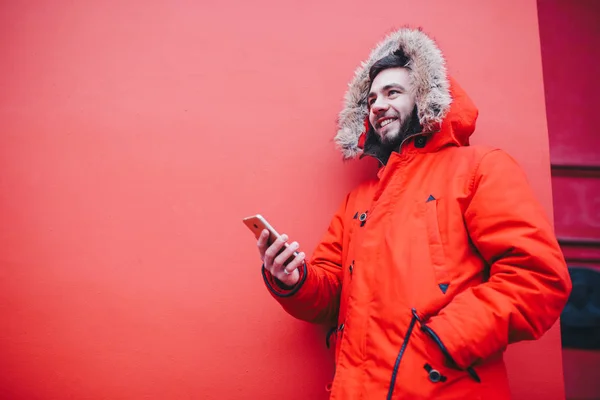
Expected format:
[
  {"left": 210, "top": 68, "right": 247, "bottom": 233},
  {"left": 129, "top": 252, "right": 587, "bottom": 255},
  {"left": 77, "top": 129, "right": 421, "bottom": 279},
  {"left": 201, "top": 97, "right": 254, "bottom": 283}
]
[{"left": 370, "top": 97, "right": 389, "bottom": 114}]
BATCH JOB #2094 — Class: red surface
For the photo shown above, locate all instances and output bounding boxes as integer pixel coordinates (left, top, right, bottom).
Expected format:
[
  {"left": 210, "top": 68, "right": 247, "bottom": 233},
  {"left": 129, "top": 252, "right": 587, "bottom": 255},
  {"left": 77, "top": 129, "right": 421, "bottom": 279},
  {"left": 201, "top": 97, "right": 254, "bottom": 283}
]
[
  {"left": 551, "top": 175, "right": 600, "bottom": 243},
  {"left": 562, "top": 349, "right": 600, "bottom": 400},
  {"left": 0, "top": 1, "right": 565, "bottom": 399},
  {"left": 539, "top": 0, "right": 600, "bottom": 168},
  {"left": 538, "top": 1, "right": 600, "bottom": 399}
]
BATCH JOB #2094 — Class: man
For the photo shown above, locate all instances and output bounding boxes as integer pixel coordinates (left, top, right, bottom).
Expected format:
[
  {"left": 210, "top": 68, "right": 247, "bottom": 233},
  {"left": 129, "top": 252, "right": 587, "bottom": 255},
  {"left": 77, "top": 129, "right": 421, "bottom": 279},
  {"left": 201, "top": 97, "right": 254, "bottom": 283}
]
[{"left": 256, "top": 27, "right": 572, "bottom": 399}]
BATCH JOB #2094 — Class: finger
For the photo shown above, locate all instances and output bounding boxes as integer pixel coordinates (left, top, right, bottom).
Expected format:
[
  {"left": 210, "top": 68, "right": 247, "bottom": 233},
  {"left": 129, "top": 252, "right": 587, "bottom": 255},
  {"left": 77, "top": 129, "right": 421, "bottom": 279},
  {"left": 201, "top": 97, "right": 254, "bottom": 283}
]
[
  {"left": 274, "top": 241, "right": 300, "bottom": 270},
  {"left": 264, "top": 233, "right": 288, "bottom": 269},
  {"left": 257, "top": 229, "right": 270, "bottom": 259},
  {"left": 282, "top": 251, "right": 306, "bottom": 275}
]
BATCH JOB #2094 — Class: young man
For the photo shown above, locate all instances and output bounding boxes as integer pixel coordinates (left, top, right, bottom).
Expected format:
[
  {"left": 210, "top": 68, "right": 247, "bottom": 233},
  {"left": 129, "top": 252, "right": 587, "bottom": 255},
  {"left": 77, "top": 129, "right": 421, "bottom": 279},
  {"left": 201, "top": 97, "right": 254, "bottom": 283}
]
[{"left": 256, "top": 27, "right": 571, "bottom": 399}]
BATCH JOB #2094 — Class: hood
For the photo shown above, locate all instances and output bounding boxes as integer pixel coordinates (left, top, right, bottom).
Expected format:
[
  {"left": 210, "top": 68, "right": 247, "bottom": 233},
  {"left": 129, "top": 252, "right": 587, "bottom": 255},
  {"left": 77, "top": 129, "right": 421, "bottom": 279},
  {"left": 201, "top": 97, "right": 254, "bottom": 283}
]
[{"left": 334, "top": 27, "right": 478, "bottom": 160}]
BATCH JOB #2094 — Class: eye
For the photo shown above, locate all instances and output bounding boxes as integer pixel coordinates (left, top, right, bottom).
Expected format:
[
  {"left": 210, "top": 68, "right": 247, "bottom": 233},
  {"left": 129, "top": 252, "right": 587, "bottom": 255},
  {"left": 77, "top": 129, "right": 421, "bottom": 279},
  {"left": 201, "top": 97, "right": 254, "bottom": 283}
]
[{"left": 389, "top": 90, "right": 401, "bottom": 96}]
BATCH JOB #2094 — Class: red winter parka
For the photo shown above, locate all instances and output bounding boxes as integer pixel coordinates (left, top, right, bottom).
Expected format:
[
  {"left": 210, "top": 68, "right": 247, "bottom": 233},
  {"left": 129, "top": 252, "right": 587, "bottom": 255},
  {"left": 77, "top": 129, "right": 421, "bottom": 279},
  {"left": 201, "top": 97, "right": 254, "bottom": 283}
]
[{"left": 262, "top": 28, "right": 572, "bottom": 399}]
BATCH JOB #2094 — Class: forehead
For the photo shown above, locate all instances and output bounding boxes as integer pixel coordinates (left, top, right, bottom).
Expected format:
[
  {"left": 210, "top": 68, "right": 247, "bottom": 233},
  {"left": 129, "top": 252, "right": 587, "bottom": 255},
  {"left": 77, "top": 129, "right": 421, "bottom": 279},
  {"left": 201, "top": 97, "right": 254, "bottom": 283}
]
[{"left": 369, "top": 67, "right": 411, "bottom": 94}]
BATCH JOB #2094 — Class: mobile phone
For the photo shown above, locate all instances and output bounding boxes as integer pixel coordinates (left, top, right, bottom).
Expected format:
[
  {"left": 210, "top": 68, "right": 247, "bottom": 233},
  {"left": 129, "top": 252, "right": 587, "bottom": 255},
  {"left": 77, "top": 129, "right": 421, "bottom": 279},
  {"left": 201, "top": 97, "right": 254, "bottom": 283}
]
[
  {"left": 243, "top": 214, "right": 282, "bottom": 244},
  {"left": 242, "top": 214, "right": 299, "bottom": 258}
]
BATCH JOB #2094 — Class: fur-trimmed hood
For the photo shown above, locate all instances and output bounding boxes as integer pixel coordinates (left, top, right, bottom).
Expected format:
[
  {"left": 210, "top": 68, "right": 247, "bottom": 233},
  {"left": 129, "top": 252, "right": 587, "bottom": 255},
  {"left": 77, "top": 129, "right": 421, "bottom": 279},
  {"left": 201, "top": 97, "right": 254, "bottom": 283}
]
[{"left": 334, "top": 27, "right": 478, "bottom": 160}]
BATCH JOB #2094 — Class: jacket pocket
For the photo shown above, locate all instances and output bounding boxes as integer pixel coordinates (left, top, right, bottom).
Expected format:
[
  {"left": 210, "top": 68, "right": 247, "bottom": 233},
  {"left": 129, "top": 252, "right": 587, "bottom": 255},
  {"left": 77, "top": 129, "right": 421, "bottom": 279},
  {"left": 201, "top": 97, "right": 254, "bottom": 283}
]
[
  {"left": 387, "top": 310, "right": 418, "bottom": 400},
  {"left": 423, "top": 199, "right": 451, "bottom": 294},
  {"left": 420, "top": 322, "right": 481, "bottom": 383},
  {"left": 410, "top": 311, "right": 483, "bottom": 399}
]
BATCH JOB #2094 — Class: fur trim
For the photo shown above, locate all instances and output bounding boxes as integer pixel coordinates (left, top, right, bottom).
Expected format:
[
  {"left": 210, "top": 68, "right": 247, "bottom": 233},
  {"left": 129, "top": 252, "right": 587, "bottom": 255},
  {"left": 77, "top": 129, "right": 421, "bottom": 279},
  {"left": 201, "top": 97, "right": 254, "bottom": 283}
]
[{"left": 335, "top": 27, "right": 451, "bottom": 159}]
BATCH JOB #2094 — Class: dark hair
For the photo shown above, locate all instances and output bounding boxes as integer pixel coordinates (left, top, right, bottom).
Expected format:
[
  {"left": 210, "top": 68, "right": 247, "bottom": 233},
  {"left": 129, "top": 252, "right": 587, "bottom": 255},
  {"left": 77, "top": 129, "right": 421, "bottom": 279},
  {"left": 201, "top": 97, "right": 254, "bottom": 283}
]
[{"left": 368, "top": 49, "right": 411, "bottom": 82}]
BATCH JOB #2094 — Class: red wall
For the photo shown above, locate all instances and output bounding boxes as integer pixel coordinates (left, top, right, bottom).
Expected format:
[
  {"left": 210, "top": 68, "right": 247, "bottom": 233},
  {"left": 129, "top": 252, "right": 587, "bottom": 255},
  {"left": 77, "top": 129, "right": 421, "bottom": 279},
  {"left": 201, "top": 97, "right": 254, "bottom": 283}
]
[
  {"left": 539, "top": 0, "right": 600, "bottom": 269},
  {"left": 538, "top": 1, "right": 600, "bottom": 399},
  {"left": 0, "top": 1, "right": 565, "bottom": 399}
]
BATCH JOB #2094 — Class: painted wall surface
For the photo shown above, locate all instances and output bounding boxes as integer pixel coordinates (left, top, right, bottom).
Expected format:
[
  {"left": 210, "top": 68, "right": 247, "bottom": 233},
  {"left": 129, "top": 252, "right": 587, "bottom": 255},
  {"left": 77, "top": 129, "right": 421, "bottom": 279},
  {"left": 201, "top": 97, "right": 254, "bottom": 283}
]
[
  {"left": 0, "top": 1, "right": 565, "bottom": 399},
  {"left": 538, "top": 1, "right": 600, "bottom": 399}
]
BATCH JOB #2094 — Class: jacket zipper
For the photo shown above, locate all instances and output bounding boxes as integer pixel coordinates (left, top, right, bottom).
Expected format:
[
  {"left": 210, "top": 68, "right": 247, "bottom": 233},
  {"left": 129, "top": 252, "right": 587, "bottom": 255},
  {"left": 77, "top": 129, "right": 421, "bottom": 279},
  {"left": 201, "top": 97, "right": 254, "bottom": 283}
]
[{"left": 386, "top": 309, "right": 418, "bottom": 400}]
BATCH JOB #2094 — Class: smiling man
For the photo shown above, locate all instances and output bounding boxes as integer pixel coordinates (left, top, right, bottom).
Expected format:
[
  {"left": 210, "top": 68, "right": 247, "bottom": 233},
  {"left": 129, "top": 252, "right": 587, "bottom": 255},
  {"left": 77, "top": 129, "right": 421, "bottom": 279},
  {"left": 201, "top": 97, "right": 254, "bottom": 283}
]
[
  {"left": 255, "top": 27, "right": 572, "bottom": 399},
  {"left": 367, "top": 54, "right": 418, "bottom": 153}
]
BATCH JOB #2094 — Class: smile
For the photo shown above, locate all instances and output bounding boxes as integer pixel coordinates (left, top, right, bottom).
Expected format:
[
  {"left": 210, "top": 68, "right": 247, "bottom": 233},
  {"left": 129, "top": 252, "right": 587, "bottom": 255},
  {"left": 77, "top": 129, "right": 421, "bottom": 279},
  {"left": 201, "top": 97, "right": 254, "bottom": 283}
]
[{"left": 378, "top": 118, "right": 397, "bottom": 128}]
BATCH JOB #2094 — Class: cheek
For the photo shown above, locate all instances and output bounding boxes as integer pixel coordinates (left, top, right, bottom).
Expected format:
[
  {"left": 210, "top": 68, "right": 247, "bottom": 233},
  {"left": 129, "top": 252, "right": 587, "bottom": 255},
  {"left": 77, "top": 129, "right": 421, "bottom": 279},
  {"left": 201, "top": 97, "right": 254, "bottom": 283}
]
[{"left": 393, "top": 98, "right": 413, "bottom": 116}]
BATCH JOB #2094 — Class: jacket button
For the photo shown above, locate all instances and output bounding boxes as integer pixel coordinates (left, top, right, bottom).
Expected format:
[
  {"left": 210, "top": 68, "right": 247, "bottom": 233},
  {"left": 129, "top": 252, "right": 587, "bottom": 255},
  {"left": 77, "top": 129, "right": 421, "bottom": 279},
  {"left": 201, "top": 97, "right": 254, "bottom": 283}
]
[
  {"left": 429, "top": 369, "right": 442, "bottom": 383},
  {"left": 359, "top": 213, "right": 367, "bottom": 222},
  {"left": 415, "top": 136, "right": 427, "bottom": 148}
]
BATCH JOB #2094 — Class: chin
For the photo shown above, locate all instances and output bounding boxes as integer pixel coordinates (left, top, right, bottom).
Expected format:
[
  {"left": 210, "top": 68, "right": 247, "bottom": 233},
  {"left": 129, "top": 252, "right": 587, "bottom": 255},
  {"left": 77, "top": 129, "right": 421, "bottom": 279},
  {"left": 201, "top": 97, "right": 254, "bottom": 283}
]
[{"left": 381, "top": 132, "right": 400, "bottom": 143}]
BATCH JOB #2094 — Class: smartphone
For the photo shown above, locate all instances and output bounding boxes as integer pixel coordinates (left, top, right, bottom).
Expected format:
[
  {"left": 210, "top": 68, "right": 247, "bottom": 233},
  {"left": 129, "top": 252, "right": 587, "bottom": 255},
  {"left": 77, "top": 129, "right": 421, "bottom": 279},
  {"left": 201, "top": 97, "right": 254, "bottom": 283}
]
[
  {"left": 243, "top": 214, "right": 282, "bottom": 245},
  {"left": 243, "top": 214, "right": 299, "bottom": 259}
]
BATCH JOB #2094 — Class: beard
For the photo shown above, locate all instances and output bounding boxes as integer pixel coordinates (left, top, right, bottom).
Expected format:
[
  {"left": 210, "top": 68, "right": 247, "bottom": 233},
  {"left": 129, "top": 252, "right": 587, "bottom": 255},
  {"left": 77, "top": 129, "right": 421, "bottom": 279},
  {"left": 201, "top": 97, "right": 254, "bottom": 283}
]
[{"left": 378, "top": 106, "right": 421, "bottom": 151}]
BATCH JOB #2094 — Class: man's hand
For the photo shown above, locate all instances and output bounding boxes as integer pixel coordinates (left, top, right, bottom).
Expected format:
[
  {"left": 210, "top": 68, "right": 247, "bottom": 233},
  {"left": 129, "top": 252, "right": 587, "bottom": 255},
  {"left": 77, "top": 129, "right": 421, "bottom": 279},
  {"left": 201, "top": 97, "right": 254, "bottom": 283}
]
[{"left": 258, "top": 229, "right": 305, "bottom": 287}]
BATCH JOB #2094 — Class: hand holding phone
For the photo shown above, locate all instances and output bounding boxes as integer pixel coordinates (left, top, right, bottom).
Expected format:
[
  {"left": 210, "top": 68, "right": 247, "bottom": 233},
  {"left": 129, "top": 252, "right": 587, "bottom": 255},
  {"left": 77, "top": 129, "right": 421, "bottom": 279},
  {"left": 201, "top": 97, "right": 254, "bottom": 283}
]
[{"left": 243, "top": 215, "right": 305, "bottom": 287}]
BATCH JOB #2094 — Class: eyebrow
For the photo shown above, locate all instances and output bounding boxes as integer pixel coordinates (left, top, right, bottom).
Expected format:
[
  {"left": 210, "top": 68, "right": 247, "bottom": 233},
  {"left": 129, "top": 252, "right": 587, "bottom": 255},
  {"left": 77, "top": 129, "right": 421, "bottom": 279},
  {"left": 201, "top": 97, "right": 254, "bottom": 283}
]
[{"left": 368, "top": 83, "right": 406, "bottom": 99}]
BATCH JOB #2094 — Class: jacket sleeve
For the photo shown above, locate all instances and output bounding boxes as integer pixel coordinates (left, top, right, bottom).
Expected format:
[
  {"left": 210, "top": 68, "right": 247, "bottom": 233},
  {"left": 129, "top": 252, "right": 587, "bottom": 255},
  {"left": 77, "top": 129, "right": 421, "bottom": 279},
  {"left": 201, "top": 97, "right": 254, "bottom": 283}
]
[
  {"left": 262, "top": 195, "right": 348, "bottom": 325},
  {"left": 425, "top": 149, "right": 572, "bottom": 370}
]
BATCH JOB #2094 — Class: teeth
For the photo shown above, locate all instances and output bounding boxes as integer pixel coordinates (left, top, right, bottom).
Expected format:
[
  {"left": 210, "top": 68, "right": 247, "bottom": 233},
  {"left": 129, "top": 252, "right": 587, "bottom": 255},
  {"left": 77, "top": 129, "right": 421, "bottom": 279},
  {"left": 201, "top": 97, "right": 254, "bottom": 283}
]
[{"left": 381, "top": 119, "right": 395, "bottom": 127}]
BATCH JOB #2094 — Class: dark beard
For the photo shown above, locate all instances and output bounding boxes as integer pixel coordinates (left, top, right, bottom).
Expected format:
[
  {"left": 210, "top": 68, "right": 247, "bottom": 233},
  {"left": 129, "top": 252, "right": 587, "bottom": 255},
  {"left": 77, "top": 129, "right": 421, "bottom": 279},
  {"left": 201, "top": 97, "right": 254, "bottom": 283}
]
[{"left": 380, "top": 107, "right": 421, "bottom": 152}]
